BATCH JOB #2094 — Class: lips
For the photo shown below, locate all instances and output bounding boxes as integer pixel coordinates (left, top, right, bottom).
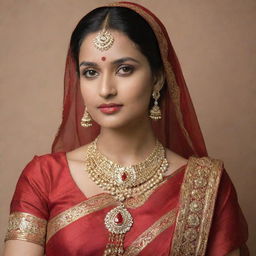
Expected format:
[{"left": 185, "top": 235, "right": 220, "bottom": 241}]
[{"left": 98, "top": 103, "right": 123, "bottom": 114}]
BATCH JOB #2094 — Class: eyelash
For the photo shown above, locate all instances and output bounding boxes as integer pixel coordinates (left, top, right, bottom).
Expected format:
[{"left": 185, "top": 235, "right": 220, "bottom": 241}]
[
  {"left": 117, "top": 65, "right": 134, "bottom": 75},
  {"left": 82, "top": 69, "right": 98, "bottom": 78},
  {"left": 81, "top": 65, "right": 134, "bottom": 79}
]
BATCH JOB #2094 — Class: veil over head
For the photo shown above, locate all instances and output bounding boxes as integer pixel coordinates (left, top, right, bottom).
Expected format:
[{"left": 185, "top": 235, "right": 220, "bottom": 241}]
[{"left": 51, "top": 1, "right": 208, "bottom": 159}]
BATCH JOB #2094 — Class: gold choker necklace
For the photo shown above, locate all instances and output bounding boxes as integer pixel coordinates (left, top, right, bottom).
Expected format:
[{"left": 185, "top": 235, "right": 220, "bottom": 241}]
[{"left": 85, "top": 138, "right": 168, "bottom": 256}]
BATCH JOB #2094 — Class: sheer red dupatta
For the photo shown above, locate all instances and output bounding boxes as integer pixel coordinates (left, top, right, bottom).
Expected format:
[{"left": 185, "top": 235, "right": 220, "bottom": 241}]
[{"left": 51, "top": 2, "right": 207, "bottom": 159}]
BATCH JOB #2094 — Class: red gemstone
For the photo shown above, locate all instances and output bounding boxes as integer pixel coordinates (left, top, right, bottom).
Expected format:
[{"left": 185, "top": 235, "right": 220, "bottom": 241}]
[
  {"left": 114, "top": 212, "right": 123, "bottom": 225},
  {"left": 121, "top": 172, "right": 127, "bottom": 181}
]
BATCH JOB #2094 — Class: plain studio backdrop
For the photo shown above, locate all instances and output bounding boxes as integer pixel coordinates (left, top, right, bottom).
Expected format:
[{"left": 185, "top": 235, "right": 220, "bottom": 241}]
[{"left": 0, "top": 0, "right": 255, "bottom": 254}]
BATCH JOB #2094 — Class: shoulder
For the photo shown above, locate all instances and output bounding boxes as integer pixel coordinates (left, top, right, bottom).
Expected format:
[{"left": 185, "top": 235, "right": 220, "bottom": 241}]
[
  {"left": 12, "top": 153, "right": 68, "bottom": 206},
  {"left": 65, "top": 144, "right": 89, "bottom": 175},
  {"left": 15, "top": 151, "right": 75, "bottom": 197},
  {"left": 178, "top": 155, "right": 235, "bottom": 198},
  {"left": 183, "top": 155, "right": 224, "bottom": 183},
  {"left": 165, "top": 148, "right": 188, "bottom": 176},
  {"left": 19, "top": 152, "right": 67, "bottom": 181},
  {"left": 168, "top": 153, "right": 225, "bottom": 184},
  {"left": 184, "top": 155, "right": 223, "bottom": 172},
  {"left": 192, "top": 156, "right": 223, "bottom": 167},
  {"left": 66, "top": 144, "right": 89, "bottom": 162}
]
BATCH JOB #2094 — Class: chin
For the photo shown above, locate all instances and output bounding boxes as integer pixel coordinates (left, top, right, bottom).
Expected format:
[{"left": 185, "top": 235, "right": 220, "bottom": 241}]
[
  {"left": 95, "top": 114, "right": 148, "bottom": 130},
  {"left": 96, "top": 120, "right": 130, "bottom": 129}
]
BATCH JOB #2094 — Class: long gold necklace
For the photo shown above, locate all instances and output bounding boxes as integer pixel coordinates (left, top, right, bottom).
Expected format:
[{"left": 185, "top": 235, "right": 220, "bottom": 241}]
[{"left": 85, "top": 138, "right": 168, "bottom": 256}]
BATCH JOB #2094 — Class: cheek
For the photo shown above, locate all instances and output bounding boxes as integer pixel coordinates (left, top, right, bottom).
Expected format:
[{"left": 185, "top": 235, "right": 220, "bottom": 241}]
[
  {"left": 80, "top": 82, "right": 95, "bottom": 104},
  {"left": 121, "top": 74, "right": 153, "bottom": 106}
]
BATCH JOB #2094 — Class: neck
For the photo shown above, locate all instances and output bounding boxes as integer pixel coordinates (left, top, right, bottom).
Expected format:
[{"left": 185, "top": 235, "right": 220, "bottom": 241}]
[{"left": 97, "top": 117, "right": 156, "bottom": 166}]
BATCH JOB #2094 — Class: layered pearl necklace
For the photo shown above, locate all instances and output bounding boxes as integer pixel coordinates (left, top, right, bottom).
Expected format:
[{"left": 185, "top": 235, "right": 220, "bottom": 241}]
[{"left": 85, "top": 138, "right": 168, "bottom": 256}]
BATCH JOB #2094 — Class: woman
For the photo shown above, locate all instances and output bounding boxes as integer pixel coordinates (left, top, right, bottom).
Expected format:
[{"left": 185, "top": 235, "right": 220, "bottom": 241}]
[{"left": 3, "top": 2, "right": 248, "bottom": 256}]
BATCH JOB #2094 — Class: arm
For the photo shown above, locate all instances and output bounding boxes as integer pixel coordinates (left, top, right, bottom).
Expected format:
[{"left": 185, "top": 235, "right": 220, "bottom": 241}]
[
  {"left": 3, "top": 240, "right": 44, "bottom": 256},
  {"left": 3, "top": 156, "right": 49, "bottom": 256},
  {"left": 206, "top": 169, "right": 248, "bottom": 256}
]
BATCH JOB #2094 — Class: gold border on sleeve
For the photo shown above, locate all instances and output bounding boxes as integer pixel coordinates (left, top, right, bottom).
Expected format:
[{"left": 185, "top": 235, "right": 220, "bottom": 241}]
[
  {"left": 170, "top": 156, "right": 223, "bottom": 256},
  {"left": 5, "top": 212, "right": 47, "bottom": 246}
]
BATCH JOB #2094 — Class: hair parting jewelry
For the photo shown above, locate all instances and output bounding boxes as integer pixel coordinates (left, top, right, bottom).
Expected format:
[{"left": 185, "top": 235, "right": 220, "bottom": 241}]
[
  {"left": 93, "top": 29, "right": 114, "bottom": 51},
  {"left": 85, "top": 138, "right": 168, "bottom": 255},
  {"left": 93, "top": 13, "right": 114, "bottom": 52}
]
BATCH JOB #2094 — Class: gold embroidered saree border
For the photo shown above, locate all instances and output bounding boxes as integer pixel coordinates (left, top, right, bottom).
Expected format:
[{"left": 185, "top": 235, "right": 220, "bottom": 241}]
[
  {"left": 124, "top": 208, "right": 177, "bottom": 256},
  {"left": 47, "top": 179, "right": 171, "bottom": 243},
  {"left": 5, "top": 212, "right": 47, "bottom": 246},
  {"left": 46, "top": 193, "right": 116, "bottom": 243},
  {"left": 170, "top": 156, "right": 223, "bottom": 256}
]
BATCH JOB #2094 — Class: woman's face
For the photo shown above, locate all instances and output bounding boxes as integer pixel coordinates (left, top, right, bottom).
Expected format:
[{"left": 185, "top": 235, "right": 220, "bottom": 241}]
[{"left": 79, "top": 30, "right": 155, "bottom": 129}]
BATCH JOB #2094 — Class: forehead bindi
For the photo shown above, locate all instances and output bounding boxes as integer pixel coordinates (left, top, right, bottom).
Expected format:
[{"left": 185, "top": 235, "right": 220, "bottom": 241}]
[{"left": 101, "top": 56, "right": 106, "bottom": 61}]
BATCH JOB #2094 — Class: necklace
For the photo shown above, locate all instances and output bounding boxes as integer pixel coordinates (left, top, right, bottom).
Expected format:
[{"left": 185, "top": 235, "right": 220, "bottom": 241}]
[{"left": 85, "top": 138, "right": 169, "bottom": 256}]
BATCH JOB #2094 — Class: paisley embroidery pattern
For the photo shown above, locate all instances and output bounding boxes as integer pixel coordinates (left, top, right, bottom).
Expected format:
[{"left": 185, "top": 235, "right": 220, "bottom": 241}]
[{"left": 170, "top": 157, "right": 223, "bottom": 256}]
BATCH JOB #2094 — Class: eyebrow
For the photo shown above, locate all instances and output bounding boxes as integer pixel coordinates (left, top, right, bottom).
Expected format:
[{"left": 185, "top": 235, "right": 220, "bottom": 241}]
[{"left": 79, "top": 57, "right": 140, "bottom": 68}]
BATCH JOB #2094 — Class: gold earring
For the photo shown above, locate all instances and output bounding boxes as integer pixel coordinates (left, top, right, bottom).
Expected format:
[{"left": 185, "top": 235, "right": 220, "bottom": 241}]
[
  {"left": 149, "top": 90, "right": 162, "bottom": 120},
  {"left": 81, "top": 108, "right": 92, "bottom": 127}
]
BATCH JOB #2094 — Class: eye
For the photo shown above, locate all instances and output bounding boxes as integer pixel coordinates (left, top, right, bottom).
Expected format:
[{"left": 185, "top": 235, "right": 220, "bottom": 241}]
[
  {"left": 82, "top": 69, "right": 99, "bottom": 78},
  {"left": 117, "top": 65, "right": 134, "bottom": 76}
]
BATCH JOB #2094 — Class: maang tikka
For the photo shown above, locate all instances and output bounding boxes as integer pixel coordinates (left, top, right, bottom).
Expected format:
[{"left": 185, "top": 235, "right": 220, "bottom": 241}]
[
  {"left": 81, "top": 107, "right": 92, "bottom": 127},
  {"left": 150, "top": 90, "right": 162, "bottom": 120},
  {"left": 93, "top": 15, "right": 114, "bottom": 51}
]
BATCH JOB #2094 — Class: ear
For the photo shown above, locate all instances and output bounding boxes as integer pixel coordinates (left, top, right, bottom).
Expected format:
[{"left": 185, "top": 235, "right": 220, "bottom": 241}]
[{"left": 153, "top": 70, "right": 165, "bottom": 91}]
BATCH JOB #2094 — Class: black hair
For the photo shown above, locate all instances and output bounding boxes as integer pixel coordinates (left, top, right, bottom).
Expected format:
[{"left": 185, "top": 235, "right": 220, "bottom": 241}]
[{"left": 70, "top": 7, "right": 163, "bottom": 76}]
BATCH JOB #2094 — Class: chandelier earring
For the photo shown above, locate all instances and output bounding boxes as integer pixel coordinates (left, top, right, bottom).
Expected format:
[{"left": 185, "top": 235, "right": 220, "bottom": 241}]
[
  {"left": 149, "top": 90, "right": 162, "bottom": 120},
  {"left": 81, "top": 107, "right": 93, "bottom": 127}
]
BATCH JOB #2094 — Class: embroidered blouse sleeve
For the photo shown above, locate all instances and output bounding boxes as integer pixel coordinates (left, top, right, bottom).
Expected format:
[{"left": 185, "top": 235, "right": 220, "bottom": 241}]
[
  {"left": 5, "top": 156, "right": 50, "bottom": 247},
  {"left": 206, "top": 168, "right": 249, "bottom": 256}
]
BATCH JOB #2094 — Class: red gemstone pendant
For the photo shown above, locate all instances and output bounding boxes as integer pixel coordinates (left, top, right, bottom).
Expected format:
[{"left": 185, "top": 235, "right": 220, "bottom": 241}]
[
  {"left": 121, "top": 172, "right": 127, "bottom": 181},
  {"left": 114, "top": 212, "right": 123, "bottom": 225},
  {"left": 105, "top": 205, "right": 133, "bottom": 234}
]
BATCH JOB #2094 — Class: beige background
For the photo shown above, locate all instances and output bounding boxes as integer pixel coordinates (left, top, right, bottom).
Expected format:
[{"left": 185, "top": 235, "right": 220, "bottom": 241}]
[{"left": 0, "top": 0, "right": 255, "bottom": 254}]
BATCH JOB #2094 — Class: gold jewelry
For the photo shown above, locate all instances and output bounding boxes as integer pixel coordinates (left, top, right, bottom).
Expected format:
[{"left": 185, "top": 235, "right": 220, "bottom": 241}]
[
  {"left": 149, "top": 90, "right": 162, "bottom": 120},
  {"left": 93, "top": 29, "right": 114, "bottom": 51},
  {"left": 85, "top": 138, "right": 168, "bottom": 255},
  {"left": 81, "top": 108, "right": 92, "bottom": 127},
  {"left": 86, "top": 139, "right": 167, "bottom": 201}
]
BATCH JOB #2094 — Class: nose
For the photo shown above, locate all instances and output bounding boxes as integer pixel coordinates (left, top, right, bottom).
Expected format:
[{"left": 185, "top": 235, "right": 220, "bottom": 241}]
[{"left": 99, "top": 72, "right": 117, "bottom": 99}]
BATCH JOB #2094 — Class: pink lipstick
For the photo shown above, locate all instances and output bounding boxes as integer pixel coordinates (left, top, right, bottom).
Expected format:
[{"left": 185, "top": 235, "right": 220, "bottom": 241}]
[{"left": 98, "top": 103, "right": 123, "bottom": 114}]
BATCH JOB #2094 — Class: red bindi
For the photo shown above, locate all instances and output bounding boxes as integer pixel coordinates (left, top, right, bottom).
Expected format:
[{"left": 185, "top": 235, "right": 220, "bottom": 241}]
[{"left": 101, "top": 56, "right": 106, "bottom": 61}]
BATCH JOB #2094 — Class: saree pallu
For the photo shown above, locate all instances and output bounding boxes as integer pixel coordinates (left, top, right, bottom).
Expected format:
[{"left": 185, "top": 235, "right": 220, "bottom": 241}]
[{"left": 5, "top": 153, "right": 248, "bottom": 255}]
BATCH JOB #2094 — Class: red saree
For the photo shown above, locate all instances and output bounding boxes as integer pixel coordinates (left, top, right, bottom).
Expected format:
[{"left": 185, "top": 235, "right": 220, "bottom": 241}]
[
  {"left": 6, "top": 153, "right": 248, "bottom": 255},
  {"left": 5, "top": 1, "right": 249, "bottom": 255}
]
